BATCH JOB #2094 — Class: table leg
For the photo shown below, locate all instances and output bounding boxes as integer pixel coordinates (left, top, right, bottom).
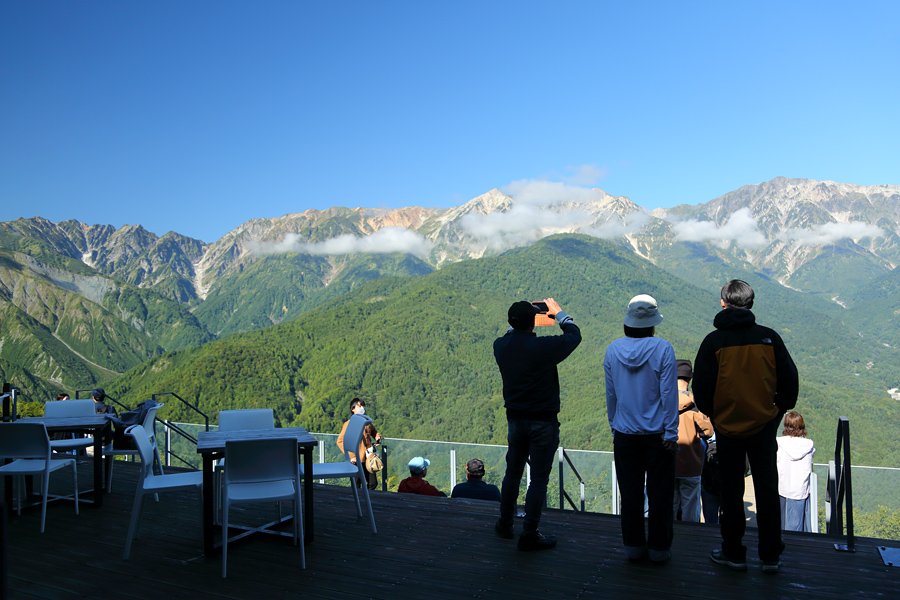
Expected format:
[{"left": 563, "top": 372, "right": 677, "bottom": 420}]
[
  {"left": 202, "top": 454, "right": 215, "bottom": 556},
  {"left": 302, "top": 446, "right": 314, "bottom": 544}
]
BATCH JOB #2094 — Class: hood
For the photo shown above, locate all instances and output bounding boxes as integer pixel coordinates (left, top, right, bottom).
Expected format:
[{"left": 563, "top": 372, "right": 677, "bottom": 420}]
[
  {"left": 713, "top": 307, "right": 756, "bottom": 330},
  {"left": 607, "top": 337, "right": 662, "bottom": 371},
  {"left": 678, "top": 392, "right": 695, "bottom": 412},
  {"left": 777, "top": 436, "right": 815, "bottom": 460}
]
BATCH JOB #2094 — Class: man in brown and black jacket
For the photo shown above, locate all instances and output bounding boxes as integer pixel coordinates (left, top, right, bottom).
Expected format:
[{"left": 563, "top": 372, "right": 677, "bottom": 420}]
[{"left": 693, "top": 280, "right": 798, "bottom": 574}]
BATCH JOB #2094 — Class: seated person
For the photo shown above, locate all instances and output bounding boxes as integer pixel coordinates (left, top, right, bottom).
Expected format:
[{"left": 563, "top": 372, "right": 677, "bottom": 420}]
[
  {"left": 398, "top": 457, "right": 445, "bottom": 497},
  {"left": 91, "top": 388, "right": 117, "bottom": 415},
  {"left": 451, "top": 459, "right": 501, "bottom": 502}
]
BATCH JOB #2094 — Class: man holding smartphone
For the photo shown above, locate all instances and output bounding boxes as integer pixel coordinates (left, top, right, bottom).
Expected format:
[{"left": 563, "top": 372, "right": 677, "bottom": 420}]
[{"left": 493, "top": 297, "right": 581, "bottom": 551}]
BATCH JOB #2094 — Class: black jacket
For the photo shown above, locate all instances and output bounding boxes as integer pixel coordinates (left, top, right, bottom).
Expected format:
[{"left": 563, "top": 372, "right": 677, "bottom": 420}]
[
  {"left": 693, "top": 308, "right": 798, "bottom": 437},
  {"left": 493, "top": 318, "right": 581, "bottom": 421}
]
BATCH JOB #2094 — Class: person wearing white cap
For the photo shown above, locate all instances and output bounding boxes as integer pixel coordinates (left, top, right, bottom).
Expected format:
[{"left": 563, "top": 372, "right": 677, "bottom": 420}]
[
  {"left": 604, "top": 294, "right": 679, "bottom": 565},
  {"left": 398, "top": 457, "right": 445, "bottom": 497}
]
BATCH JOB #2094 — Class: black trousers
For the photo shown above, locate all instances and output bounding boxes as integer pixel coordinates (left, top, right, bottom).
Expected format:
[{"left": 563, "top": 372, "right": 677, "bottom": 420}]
[{"left": 717, "top": 417, "right": 784, "bottom": 562}]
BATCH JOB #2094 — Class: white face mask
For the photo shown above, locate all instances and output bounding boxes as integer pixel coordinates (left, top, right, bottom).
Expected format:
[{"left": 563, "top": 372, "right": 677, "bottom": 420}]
[{"left": 356, "top": 406, "right": 366, "bottom": 415}]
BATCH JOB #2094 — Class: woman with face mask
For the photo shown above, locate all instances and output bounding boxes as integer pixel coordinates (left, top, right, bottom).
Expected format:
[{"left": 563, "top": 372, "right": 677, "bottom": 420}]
[{"left": 337, "top": 397, "right": 383, "bottom": 490}]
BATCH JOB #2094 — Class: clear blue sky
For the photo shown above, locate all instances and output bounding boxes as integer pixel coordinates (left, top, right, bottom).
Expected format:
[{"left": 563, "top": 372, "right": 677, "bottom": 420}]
[{"left": 2, "top": 1, "right": 898, "bottom": 243}]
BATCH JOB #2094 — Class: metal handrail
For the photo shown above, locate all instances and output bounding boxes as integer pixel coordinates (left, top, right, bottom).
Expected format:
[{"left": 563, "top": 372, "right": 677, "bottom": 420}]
[
  {"left": 151, "top": 392, "right": 209, "bottom": 432},
  {"left": 151, "top": 393, "right": 209, "bottom": 469},
  {"left": 559, "top": 447, "right": 585, "bottom": 511},
  {"left": 826, "top": 416, "right": 856, "bottom": 552}
]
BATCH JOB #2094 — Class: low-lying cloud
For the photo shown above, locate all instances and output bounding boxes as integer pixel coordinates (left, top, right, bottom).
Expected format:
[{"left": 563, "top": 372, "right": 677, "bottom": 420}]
[
  {"left": 460, "top": 204, "right": 594, "bottom": 251},
  {"left": 252, "top": 227, "right": 432, "bottom": 258},
  {"left": 501, "top": 179, "right": 599, "bottom": 206},
  {"left": 672, "top": 208, "right": 767, "bottom": 249},
  {"left": 779, "top": 221, "right": 884, "bottom": 246}
]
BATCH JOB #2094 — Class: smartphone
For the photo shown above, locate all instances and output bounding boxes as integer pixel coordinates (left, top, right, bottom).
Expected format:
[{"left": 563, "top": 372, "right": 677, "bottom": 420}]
[{"left": 531, "top": 301, "right": 549, "bottom": 314}]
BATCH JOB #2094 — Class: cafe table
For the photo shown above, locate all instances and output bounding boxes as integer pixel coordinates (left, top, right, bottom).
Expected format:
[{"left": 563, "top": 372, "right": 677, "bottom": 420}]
[
  {"left": 11, "top": 415, "right": 112, "bottom": 508},
  {"left": 196, "top": 427, "right": 318, "bottom": 555}
]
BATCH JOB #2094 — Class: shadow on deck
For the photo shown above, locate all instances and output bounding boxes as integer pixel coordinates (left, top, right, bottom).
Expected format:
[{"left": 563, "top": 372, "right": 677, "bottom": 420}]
[{"left": 3, "top": 461, "right": 898, "bottom": 599}]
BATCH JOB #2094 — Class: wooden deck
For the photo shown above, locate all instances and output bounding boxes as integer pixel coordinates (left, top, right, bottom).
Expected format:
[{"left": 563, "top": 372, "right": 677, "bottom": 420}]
[{"left": 3, "top": 461, "right": 898, "bottom": 599}]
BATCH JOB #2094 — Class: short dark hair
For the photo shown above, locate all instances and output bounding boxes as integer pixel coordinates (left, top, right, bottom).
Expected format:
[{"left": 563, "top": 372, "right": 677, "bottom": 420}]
[
  {"left": 350, "top": 397, "right": 365, "bottom": 412},
  {"left": 721, "top": 279, "right": 754, "bottom": 309},
  {"left": 624, "top": 325, "right": 655, "bottom": 338}
]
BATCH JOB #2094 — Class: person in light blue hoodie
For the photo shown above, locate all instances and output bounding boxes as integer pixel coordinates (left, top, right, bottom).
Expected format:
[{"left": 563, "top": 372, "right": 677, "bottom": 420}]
[{"left": 605, "top": 294, "right": 679, "bottom": 565}]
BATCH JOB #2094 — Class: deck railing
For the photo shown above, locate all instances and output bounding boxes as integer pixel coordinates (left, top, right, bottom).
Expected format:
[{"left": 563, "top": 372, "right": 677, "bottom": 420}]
[{"left": 827, "top": 417, "right": 856, "bottom": 552}]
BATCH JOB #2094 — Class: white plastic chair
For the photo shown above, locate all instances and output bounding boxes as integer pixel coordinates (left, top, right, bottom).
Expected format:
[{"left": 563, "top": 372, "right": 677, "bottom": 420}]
[
  {"left": 0, "top": 423, "right": 79, "bottom": 532},
  {"left": 221, "top": 437, "right": 304, "bottom": 578},
  {"left": 44, "top": 399, "right": 97, "bottom": 453},
  {"left": 215, "top": 409, "right": 275, "bottom": 519},
  {"left": 103, "top": 403, "right": 164, "bottom": 493},
  {"left": 122, "top": 424, "right": 202, "bottom": 560},
  {"left": 299, "top": 413, "right": 377, "bottom": 534}
]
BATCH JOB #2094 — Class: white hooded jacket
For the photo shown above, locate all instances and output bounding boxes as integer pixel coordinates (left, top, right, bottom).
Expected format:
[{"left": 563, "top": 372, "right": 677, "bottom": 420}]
[{"left": 776, "top": 436, "right": 816, "bottom": 500}]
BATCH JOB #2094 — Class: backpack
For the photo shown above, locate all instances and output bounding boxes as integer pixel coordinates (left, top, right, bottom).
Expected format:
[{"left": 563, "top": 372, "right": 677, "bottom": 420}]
[{"left": 106, "top": 399, "right": 160, "bottom": 450}]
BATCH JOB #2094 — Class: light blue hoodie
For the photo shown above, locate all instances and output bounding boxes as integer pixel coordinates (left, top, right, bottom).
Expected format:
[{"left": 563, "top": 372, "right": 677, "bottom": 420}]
[{"left": 604, "top": 336, "right": 678, "bottom": 442}]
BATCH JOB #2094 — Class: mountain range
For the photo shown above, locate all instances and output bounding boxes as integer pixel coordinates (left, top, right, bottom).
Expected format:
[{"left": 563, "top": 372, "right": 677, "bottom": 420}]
[{"left": 1, "top": 176, "right": 899, "bottom": 465}]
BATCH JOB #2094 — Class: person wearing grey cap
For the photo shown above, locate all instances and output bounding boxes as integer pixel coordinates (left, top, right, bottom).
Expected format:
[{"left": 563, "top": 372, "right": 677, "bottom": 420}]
[
  {"left": 604, "top": 294, "right": 678, "bottom": 564},
  {"left": 493, "top": 297, "right": 581, "bottom": 551}
]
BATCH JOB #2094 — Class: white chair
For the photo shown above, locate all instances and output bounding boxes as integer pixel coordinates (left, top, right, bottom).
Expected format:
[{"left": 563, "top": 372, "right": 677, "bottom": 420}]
[
  {"left": 0, "top": 423, "right": 79, "bottom": 532},
  {"left": 44, "top": 399, "right": 97, "bottom": 453},
  {"left": 299, "top": 413, "right": 377, "bottom": 534},
  {"left": 215, "top": 409, "right": 275, "bottom": 520},
  {"left": 222, "top": 437, "right": 304, "bottom": 578},
  {"left": 122, "top": 424, "right": 202, "bottom": 560},
  {"left": 103, "top": 403, "right": 164, "bottom": 493}
]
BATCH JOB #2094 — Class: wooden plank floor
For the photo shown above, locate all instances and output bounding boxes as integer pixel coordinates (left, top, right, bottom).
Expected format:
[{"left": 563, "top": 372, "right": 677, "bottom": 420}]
[{"left": 3, "top": 461, "right": 898, "bottom": 600}]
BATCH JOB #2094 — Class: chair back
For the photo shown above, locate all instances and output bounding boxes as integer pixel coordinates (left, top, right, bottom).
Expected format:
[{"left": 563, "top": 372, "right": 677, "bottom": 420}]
[
  {"left": 218, "top": 409, "right": 274, "bottom": 432},
  {"left": 125, "top": 425, "right": 158, "bottom": 484},
  {"left": 341, "top": 414, "right": 372, "bottom": 471},
  {"left": 44, "top": 399, "right": 96, "bottom": 418},
  {"left": 0, "top": 423, "right": 51, "bottom": 459},
  {"left": 224, "top": 438, "right": 299, "bottom": 486},
  {"left": 141, "top": 403, "right": 163, "bottom": 438}
]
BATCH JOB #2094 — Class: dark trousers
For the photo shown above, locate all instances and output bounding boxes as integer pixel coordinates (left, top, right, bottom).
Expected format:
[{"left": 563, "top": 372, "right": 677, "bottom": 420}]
[
  {"left": 717, "top": 417, "right": 784, "bottom": 562},
  {"left": 614, "top": 432, "right": 676, "bottom": 556},
  {"left": 499, "top": 419, "right": 559, "bottom": 532}
]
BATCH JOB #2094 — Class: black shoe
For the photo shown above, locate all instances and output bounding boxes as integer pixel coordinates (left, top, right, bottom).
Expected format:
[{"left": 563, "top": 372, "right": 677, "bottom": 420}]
[
  {"left": 709, "top": 549, "right": 747, "bottom": 571},
  {"left": 495, "top": 520, "right": 514, "bottom": 539},
  {"left": 762, "top": 559, "right": 782, "bottom": 574},
  {"left": 517, "top": 530, "right": 557, "bottom": 551}
]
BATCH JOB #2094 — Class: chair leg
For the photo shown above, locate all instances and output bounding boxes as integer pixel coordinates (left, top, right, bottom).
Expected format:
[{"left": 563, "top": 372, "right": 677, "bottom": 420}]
[
  {"left": 359, "top": 481, "right": 377, "bottom": 534},
  {"left": 123, "top": 493, "right": 145, "bottom": 560},
  {"left": 39, "top": 472, "right": 49, "bottom": 533},
  {"left": 349, "top": 478, "right": 363, "bottom": 517},
  {"left": 295, "top": 492, "right": 305, "bottom": 569},
  {"left": 222, "top": 500, "right": 229, "bottom": 578}
]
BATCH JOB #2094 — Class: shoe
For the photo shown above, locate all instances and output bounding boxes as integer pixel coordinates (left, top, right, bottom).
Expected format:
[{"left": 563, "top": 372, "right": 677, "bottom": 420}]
[
  {"left": 518, "top": 530, "right": 557, "bottom": 551},
  {"left": 495, "top": 520, "right": 514, "bottom": 539},
  {"left": 762, "top": 560, "right": 782, "bottom": 574},
  {"left": 709, "top": 549, "right": 748, "bottom": 571},
  {"left": 648, "top": 549, "right": 671, "bottom": 565}
]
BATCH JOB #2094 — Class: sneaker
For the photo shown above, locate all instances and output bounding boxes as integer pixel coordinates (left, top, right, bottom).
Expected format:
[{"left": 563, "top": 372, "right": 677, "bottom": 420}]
[
  {"left": 495, "top": 520, "right": 515, "bottom": 539},
  {"left": 517, "top": 530, "right": 557, "bottom": 551},
  {"left": 762, "top": 560, "right": 782, "bottom": 574},
  {"left": 709, "top": 549, "right": 748, "bottom": 571}
]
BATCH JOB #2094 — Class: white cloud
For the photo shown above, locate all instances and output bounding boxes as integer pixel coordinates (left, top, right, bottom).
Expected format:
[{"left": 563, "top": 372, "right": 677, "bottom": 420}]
[
  {"left": 778, "top": 221, "right": 884, "bottom": 246},
  {"left": 460, "top": 204, "right": 595, "bottom": 251},
  {"left": 251, "top": 227, "right": 432, "bottom": 258},
  {"left": 581, "top": 211, "right": 649, "bottom": 239},
  {"left": 501, "top": 179, "right": 598, "bottom": 206},
  {"left": 560, "top": 164, "right": 608, "bottom": 186},
  {"left": 672, "top": 208, "right": 767, "bottom": 249}
]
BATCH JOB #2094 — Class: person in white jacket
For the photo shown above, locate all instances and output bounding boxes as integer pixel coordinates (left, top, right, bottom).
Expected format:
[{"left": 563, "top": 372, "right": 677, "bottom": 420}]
[{"left": 776, "top": 411, "right": 816, "bottom": 532}]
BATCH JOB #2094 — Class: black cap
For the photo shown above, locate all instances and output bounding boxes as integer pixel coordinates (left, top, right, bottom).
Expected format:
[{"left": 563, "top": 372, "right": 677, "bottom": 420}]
[
  {"left": 466, "top": 459, "right": 485, "bottom": 477},
  {"left": 508, "top": 301, "right": 537, "bottom": 329},
  {"left": 91, "top": 388, "right": 105, "bottom": 400}
]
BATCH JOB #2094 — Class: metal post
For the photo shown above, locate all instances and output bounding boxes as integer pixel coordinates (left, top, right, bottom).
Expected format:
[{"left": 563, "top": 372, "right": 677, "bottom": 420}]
[
  {"left": 611, "top": 461, "right": 619, "bottom": 515},
  {"left": 318, "top": 440, "right": 325, "bottom": 484},
  {"left": 164, "top": 420, "right": 171, "bottom": 467},
  {"left": 558, "top": 447, "right": 564, "bottom": 509},
  {"left": 450, "top": 449, "right": 457, "bottom": 491},
  {"left": 810, "top": 471, "right": 819, "bottom": 534}
]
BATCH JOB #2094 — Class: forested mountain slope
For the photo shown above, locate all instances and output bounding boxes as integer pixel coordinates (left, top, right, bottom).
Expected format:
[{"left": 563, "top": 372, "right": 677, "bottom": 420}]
[{"left": 106, "top": 235, "right": 900, "bottom": 467}]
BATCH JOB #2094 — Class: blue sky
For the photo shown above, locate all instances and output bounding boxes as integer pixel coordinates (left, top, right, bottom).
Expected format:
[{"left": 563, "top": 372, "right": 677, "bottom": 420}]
[{"left": 2, "top": 1, "right": 898, "bottom": 243}]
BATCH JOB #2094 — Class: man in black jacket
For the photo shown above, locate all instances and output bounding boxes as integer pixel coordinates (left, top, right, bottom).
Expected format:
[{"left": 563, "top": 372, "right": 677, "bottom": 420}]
[
  {"left": 693, "top": 280, "right": 799, "bottom": 574},
  {"left": 493, "top": 298, "right": 581, "bottom": 551}
]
